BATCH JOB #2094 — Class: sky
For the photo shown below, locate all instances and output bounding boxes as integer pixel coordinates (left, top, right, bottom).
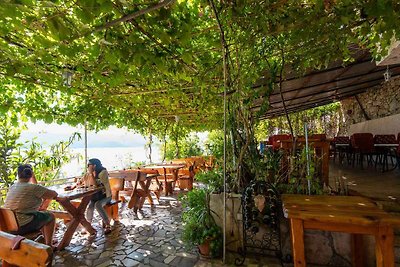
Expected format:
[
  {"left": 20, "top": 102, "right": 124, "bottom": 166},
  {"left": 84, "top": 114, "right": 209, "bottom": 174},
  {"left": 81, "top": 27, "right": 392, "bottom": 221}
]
[{"left": 19, "top": 121, "right": 148, "bottom": 148}]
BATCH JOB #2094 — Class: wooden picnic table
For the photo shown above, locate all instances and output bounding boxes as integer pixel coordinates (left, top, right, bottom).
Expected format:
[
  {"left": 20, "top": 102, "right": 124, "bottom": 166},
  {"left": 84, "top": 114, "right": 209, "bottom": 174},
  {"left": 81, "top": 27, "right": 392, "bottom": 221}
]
[
  {"left": 142, "top": 164, "right": 186, "bottom": 196},
  {"left": 109, "top": 170, "right": 159, "bottom": 212},
  {"left": 282, "top": 194, "right": 400, "bottom": 267},
  {"left": 45, "top": 184, "right": 102, "bottom": 250}
]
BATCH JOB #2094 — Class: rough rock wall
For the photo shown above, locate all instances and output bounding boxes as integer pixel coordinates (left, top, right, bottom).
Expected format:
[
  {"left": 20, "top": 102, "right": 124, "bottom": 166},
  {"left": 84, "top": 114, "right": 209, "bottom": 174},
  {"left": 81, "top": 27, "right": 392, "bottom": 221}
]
[{"left": 340, "top": 76, "right": 400, "bottom": 134}]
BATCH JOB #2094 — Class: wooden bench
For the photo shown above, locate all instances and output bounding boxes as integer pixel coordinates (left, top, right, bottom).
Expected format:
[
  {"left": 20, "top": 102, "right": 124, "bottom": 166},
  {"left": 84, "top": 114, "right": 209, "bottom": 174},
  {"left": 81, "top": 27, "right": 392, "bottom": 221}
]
[
  {"left": 48, "top": 210, "right": 72, "bottom": 222},
  {"left": 177, "top": 164, "right": 195, "bottom": 190},
  {"left": 0, "top": 231, "right": 53, "bottom": 267},
  {"left": 104, "top": 177, "right": 124, "bottom": 222},
  {"left": 139, "top": 165, "right": 185, "bottom": 196}
]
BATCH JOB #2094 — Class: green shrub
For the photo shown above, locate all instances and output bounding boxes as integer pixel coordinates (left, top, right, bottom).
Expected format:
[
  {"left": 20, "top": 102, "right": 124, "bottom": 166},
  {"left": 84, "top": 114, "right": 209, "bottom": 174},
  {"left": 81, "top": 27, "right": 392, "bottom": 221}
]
[{"left": 195, "top": 168, "right": 224, "bottom": 193}]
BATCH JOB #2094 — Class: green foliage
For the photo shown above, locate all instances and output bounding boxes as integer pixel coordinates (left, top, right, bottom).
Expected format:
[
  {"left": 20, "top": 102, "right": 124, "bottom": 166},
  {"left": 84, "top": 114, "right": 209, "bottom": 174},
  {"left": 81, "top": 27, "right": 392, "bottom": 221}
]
[
  {"left": 0, "top": 0, "right": 395, "bottom": 136},
  {"left": 180, "top": 189, "right": 222, "bottom": 258},
  {"left": 204, "top": 130, "right": 224, "bottom": 161},
  {"left": 162, "top": 133, "right": 203, "bottom": 160},
  {"left": 23, "top": 132, "right": 81, "bottom": 182},
  {"left": 272, "top": 147, "right": 323, "bottom": 195},
  {"left": 0, "top": 0, "right": 224, "bottom": 132},
  {"left": 195, "top": 168, "right": 224, "bottom": 193},
  {"left": 0, "top": 118, "right": 81, "bottom": 187},
  {"left": 0, "top": 113, "right": 26, "bottom": 187},
  {"left": 261, "top": 149, "right": 286, "bottom": 185}
]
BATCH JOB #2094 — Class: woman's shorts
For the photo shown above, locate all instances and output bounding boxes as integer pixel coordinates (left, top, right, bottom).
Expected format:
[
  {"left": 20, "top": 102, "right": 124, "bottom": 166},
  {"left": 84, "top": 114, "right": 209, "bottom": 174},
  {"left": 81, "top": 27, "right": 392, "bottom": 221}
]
[{"left": 12, "top": 211, "right": 54, "bottom": 235}]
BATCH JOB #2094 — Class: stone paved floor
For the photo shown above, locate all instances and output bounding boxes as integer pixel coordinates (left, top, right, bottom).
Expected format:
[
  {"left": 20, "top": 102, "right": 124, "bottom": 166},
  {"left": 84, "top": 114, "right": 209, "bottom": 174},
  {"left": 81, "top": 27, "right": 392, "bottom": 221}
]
[{"left": 52, "top": 193, "right": 284, "bottom": 267}]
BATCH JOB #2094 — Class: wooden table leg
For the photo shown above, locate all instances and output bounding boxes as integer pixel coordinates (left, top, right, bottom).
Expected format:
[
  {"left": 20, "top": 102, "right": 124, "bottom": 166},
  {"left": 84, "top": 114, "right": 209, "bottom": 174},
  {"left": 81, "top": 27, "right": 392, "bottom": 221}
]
[
  {"left": 163, "top": 167, "right": 168, "bottom": 196},
  {"left": 140, "top": 180, "right": 153, "bottom": 205},
  {"left": 57, "top": 196, "right": 95, "bottom": 250},
  {"left": 128, "top": 181, "right": 139, "bottom": 210},
  {"left": 290, "top": 218, "right": 306, "bottom": 267},
  {"left": 351, "top": 234, "right": 364, "bottom": 267},
  {"left": 375, "top": 225, "right": 394, "bottom": 267}
]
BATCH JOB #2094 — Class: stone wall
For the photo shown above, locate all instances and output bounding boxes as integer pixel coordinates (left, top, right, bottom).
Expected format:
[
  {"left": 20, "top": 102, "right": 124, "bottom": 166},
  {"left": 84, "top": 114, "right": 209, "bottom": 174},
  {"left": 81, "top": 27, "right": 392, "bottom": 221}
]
[
  {"left": 340, "top": 76, "right": 400, "bottom": 134},
  {"left": 210, "top": 193, "right": 243, "bottom": 252}
]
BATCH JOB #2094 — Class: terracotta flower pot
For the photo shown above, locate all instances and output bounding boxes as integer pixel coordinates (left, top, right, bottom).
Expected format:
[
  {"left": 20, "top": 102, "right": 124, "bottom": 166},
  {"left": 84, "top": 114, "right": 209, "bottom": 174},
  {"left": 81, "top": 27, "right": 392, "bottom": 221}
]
[{"left": 198, "top": 237, "right": 212, "bottom": 257}]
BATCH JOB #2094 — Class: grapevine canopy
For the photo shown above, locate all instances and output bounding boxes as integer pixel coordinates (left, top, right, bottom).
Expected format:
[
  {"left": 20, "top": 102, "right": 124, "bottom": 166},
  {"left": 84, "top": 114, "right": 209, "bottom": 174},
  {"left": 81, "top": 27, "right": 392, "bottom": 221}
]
[{"left": 0, "top": 0, "right": 399, "bottom": 136}]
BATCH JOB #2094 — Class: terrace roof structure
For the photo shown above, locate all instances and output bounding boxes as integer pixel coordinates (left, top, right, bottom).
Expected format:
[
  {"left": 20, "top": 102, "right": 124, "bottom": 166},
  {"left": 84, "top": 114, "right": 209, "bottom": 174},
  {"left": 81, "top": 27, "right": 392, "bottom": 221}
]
[{"left": 251, "top": 48, "right": 400, "bottom": 119}]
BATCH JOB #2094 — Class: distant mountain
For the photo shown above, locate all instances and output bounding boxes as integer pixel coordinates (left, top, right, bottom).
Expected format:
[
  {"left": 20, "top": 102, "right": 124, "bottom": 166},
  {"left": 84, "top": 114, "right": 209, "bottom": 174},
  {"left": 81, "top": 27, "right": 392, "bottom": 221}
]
[
  {"left": 70, "top": 139, "right": 146, "bottom": 148},
  {"left": 19, "top": 124, "right": 147, "bottom": 148}
]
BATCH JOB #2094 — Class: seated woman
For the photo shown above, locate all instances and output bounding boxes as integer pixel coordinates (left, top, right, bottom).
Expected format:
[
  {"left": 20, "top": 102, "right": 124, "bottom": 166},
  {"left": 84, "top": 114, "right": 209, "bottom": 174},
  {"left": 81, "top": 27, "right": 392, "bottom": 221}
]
[
  {"left": 81, "top": 158, "right": 112, "bottom": 235},
  {"left": 3, "top": 164, "right": 58, "bottom": 246}
]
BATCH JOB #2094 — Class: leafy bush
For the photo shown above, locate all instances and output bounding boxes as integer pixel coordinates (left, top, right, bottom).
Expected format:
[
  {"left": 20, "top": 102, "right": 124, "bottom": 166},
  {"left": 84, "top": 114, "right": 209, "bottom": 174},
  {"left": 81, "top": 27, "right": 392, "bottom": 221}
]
[
  {"left": 180, "top": 189, "right": 222, "bottom": 258},
  {"left": 195, "top": 168, "right": 224, "bottom": 193},
  {"left": 0, "top": 117, "right": 80, "bottom": 187},
  {"left": 162, "top": 133, "right": 203, "bottom": 160}
]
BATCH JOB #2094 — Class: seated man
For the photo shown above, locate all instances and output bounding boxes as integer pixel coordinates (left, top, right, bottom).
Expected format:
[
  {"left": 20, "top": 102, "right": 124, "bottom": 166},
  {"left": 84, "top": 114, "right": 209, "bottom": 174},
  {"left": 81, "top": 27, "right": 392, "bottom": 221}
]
[{"left": 3, "top": 164, "right": 58, "bottom": 247}]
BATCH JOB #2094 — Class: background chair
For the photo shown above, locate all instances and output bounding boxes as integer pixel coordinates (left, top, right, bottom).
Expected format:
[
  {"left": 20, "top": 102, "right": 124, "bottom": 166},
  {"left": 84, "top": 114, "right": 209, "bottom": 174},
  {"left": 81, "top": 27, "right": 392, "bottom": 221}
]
[
  {"left": 373, "top": 134, "right": 397, "bottom": 171},
  {"left": 269, "top": 134, "right": 291, "bottom": 150},
  {"left": 332, "top": 136, "right": 350, "bottom": 164},
  {"left": 350, "top": 133, "right": 375, "bottom": 168}
]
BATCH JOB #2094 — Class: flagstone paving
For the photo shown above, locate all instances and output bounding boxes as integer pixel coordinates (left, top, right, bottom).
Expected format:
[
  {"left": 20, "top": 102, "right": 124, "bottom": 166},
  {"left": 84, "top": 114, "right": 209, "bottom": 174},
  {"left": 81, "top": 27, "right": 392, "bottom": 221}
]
[{"left": 52, "top": 194, "right": 284, "bottom": 267}]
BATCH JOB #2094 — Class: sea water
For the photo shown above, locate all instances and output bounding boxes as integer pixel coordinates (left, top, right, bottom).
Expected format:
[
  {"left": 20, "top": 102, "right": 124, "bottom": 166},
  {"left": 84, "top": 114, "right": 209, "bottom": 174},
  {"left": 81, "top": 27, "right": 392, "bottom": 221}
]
[{"left": 61, "top": 146, "right": 161, "bottom": 177}]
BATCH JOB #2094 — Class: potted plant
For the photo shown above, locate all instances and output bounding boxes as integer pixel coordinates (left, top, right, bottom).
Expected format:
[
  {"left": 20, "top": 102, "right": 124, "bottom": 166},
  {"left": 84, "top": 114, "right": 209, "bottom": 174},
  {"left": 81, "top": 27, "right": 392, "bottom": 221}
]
[{"left": 180, "top": 188, "right": 223, "bottom": 258}]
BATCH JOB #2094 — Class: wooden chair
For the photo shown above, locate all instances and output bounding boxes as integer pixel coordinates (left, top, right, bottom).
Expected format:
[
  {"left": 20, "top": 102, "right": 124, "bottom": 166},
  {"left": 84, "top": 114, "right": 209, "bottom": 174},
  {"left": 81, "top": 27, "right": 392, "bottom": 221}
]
[
  {"left": 0, "top": 208, "right": 42, "bottom": 241},
  {"left": 309, "top": 133, "right": 326, "bottom": 140},
  {"left": 0, "top": 231, "right": 53, "bottom": 267},
  {"left": 373, "top": 134, "right": 397, "bottom": 171},
  {"left": 269, "top": 134, "right": 292, "bottom": 150}
]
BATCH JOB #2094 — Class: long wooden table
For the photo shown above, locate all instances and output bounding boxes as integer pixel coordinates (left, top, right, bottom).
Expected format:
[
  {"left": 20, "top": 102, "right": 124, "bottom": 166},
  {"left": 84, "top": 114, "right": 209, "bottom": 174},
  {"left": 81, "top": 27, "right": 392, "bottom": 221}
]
[
  {"left": 280, "top": 139, "right": 330, "bottom": 185},
  {"left": 46, "top": 185, "right": 102, "bottom": 250},
  {"left": 282, "top": 194, "right": 400, "bottom": 267}
]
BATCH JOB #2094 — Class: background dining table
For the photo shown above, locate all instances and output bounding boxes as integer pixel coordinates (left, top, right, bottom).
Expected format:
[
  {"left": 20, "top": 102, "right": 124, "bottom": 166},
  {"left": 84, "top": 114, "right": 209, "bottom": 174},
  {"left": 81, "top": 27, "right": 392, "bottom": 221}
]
[{"left": 141, "top": 164, "right": 186, "bottom": 195}]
